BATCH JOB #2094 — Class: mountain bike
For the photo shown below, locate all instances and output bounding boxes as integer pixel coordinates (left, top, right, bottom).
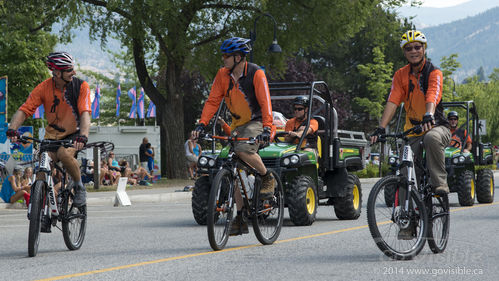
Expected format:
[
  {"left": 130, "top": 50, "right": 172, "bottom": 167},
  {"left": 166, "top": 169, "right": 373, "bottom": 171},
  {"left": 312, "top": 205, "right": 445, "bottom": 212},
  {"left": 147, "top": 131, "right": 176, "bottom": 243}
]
[
  {"left": 20, "top": 136, "right": 108, "bottom": 257},
  {"left": 367, "top": 126, "right": 450, "bottom": 260},
  {"left": 203, "top": 134, "right": 284, "bottom": 251}
]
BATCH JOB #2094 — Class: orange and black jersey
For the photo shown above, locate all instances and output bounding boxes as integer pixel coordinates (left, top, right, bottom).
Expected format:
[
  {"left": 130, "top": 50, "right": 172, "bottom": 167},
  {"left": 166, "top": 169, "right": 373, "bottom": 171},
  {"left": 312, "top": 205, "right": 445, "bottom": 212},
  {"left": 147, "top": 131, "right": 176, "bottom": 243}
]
[
  {"left": 19, "top": 77, "right": 91, "bottom": 140},
  {"left": 388, "top": 59, "right": 448, "bottom": 135},
  {"left": 199, "top": 62, "right": 272, "bottom": 130}
]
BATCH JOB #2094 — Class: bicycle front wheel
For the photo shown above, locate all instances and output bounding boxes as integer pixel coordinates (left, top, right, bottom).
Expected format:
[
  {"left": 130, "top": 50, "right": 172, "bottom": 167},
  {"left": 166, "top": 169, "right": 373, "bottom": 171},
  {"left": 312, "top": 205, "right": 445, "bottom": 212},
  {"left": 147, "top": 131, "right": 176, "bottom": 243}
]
[
  {"left": 207, "top": 169, "right": 235, "bottom": 251},
  {"left": 367, "top": 175, "right": 428, "bottom": 260},
  {"left": 427, "top": 193, "right": 450, "bottom": 253},
  {"left": 28, "top": 181, "right": 45, "bottom": 257},
  {"left": 252, "top": 170, "right": 284, "bottom": 245},
  {"left": 62, "top": 188, "right": 87, "bottom": 250}
]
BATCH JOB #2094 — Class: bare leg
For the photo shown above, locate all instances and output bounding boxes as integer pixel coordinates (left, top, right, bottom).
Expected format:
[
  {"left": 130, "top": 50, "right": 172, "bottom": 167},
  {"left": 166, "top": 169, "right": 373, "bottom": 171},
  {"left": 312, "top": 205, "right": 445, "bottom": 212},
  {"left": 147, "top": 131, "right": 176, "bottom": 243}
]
[{"left": 236, "top": 151, "right": 267, "bottom": 175}]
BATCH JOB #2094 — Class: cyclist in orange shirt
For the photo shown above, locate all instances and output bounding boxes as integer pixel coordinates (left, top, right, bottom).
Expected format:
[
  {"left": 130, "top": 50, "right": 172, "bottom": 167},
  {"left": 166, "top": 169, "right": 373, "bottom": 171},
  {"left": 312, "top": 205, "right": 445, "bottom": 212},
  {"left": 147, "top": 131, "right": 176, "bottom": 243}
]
[
  {"left": 370, "top": 30, "right": 451, "bottom": 196},
  {"left": 192, "top": 37, "right": 274, "bottom": 236},
  {"left": 7, "top": 52, "right": 91, "bottom": 209},
  {"left": 284, "top": 96, "right": 319, "bottom": 151}
]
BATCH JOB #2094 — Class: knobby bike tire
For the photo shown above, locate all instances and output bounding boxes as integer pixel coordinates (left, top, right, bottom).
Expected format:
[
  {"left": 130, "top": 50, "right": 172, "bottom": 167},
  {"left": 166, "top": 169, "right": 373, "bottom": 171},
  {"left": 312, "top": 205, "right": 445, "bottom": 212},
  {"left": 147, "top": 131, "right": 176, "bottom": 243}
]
[
  {"left": 207, "top": 169, "right": 234, "bottom": 251},
  {"left": 28, "top": 181, "right": 45, "bottom": 257},
  {"left": 367, "top": 175, "right": 428, "bottom": 260},
  {"left": 62, "top": 188, "right": 87, "bottom": 250},
  {"left": 427, "top": 193, "right": 450, "bottom": 254},
  {"left": 252, "top": 169, "right": 284, "bottom": 245}
]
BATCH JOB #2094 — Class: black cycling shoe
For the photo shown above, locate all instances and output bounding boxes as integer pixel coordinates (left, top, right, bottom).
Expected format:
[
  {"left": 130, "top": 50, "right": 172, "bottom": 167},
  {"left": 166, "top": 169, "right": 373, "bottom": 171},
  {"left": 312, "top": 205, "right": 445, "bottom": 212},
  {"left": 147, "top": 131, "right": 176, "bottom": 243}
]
[{"left": 229, "top": 215, "right": 249, "bottom": 236}]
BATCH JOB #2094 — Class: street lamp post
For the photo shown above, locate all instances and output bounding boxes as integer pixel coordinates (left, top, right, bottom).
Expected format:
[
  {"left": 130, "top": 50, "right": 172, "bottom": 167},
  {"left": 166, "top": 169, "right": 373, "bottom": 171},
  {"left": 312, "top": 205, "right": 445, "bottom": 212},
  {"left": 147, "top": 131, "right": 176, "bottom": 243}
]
[{"left": 249, "top": 13, "right": 282, "bottom": 63}]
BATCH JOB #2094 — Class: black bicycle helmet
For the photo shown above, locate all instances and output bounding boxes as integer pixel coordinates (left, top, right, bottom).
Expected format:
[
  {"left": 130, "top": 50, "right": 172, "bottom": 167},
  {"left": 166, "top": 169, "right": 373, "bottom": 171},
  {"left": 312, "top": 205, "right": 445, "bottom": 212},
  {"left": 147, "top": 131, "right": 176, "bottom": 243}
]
[
  {"left": 447, "top": 111, "right": 458, "bottom": 120},
  {"left": 293, "top": 96, "right": 310, "bottom": 107}
]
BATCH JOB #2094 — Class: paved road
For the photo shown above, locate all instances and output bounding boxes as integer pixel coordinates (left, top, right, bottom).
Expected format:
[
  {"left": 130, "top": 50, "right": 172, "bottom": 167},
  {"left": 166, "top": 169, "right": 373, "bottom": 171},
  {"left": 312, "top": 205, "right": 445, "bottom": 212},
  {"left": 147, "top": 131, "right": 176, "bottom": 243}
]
[{"left": 0, "top": 174, "right": 498, "bottom": 281}]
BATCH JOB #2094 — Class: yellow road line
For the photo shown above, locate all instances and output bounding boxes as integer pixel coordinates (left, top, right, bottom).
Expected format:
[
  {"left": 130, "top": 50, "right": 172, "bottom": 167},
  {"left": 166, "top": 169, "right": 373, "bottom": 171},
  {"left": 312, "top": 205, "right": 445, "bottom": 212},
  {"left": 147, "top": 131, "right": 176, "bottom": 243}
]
[{"left": 38, "top": 201, "right": 499, "bottom": 281}]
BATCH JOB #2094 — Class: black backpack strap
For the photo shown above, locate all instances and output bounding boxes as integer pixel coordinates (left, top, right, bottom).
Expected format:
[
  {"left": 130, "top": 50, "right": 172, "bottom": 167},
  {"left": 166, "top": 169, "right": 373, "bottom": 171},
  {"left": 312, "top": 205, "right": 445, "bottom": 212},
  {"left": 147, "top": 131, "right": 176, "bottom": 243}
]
[{"left": 64, "top": 77, "right": 83, "bottom": 125}]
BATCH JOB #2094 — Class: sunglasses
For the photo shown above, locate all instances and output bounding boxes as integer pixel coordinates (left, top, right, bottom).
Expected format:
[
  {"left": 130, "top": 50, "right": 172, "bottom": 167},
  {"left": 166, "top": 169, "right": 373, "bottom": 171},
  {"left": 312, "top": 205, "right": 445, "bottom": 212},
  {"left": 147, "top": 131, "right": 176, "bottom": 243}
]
[
  {"left": 448, "top": 118, "right": 458, "bottom": 121},
  {"left": 404, "top": 45, "right": 423, "bottom": 52},
  {"left": 294, "top": 107, "right": 305, "bottom": 111},
  {"left": 62, "top": 68, "right": 74, "bottom": 73},
  {"left": 222, "top": 54, "right": 233, "bottom": 59}
]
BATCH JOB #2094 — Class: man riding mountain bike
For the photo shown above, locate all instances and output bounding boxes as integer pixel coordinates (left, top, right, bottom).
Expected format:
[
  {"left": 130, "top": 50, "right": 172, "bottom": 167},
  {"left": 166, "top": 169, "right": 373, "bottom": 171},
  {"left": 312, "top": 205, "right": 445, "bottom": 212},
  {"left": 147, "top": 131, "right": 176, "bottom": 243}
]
[
  {"left": 7, "top": 52, "right": 91, "bottom": 214},
  {"left": 191, "top": 37, "right": 275, "bottom": 236},
  {"left": 447, "top": 111, "right": 472, "bottom": 153},
  {"left": 370, "top": 30, "right": 451, "bottom": 239}
]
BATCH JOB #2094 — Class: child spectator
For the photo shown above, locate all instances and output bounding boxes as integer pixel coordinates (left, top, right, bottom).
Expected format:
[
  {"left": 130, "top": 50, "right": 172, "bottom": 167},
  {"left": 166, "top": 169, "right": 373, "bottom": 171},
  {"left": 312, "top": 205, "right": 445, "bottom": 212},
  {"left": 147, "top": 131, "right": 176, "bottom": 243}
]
[
  {"left": 21, "top": 167, "right": 34, "bottom": 190},
  {"left": 146, "top": 143, "right": 155, "bottom": 178}
]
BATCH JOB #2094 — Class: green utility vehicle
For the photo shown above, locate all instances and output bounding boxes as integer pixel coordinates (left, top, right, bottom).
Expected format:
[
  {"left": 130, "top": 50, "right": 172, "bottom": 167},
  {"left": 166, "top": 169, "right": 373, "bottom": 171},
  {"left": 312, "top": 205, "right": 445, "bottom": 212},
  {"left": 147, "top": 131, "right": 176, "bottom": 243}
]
[
  {"left": 192, "top": 81, "right": 368, "bottom": 226},
  {"left": 443, "top": 101, "right": 494, "bottom": 206}
]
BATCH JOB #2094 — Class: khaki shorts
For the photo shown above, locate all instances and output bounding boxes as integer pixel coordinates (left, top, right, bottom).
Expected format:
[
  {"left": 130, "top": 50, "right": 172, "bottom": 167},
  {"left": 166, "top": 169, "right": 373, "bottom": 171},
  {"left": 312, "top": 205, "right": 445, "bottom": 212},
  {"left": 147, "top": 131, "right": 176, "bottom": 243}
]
[
  {"left": 233, "top": 121, "right": 263, "bottom": 154},
  {"left": 186, "top": 154, "right": 198, "bottom": 164}
]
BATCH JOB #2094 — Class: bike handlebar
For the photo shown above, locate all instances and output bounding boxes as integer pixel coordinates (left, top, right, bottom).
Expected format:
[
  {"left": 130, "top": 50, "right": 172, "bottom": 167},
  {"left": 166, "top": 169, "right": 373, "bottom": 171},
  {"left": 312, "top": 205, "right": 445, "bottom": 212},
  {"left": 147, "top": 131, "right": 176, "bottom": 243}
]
[
  {"left": 377, "top": 125, "right": 423, "bottom": 142},
  {"left": 200, "top": 133, "right": 256, "bottom": 144}
]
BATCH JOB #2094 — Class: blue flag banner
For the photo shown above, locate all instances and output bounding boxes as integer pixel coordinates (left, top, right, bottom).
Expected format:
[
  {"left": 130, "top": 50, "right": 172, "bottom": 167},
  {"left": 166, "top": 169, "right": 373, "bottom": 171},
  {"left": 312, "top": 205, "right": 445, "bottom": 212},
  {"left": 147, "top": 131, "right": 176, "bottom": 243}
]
[
  {"left": 146, "top": 101, "right": 156, "bottom": 118},
  {"left": 128, "top": 86, "right": 137, "bottom": 118},
  {"left": 33, "top": 104, "right": 45, "bottom": 119},
  {"left": 138, "top": 87, "right": 145, "bottom": 119},
  {"left": 116, "top": 83, "right": 121, "bottom": 117},
  {"left": 91, "top": 85, "right": 100, "bottom": 119}
]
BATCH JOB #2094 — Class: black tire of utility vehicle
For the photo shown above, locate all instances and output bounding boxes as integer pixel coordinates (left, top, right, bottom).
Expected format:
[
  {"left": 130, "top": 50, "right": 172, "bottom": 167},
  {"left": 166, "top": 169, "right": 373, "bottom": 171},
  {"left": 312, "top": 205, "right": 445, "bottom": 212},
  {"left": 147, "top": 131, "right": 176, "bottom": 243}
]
[
  {"left": 192, "top": 176, "right": 211, "bottom": 225},
  {"left": 476, "top": 169, "right": 494, "bottom": 203},
  {"left": 333, "top": 174, "right": 362, "bottom": 220},
  {"left": 287, "top": 176, "right": 317, "bottom": 226},
  {"left": 457, "top": 170, "right": 475, "bottom": 206}
]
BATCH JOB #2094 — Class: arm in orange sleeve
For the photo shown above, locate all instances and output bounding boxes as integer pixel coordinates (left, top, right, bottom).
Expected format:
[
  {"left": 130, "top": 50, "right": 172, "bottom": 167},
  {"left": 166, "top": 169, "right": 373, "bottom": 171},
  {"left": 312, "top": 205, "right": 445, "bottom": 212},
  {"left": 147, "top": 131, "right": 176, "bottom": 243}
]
[
  {"left": 425, "top": 69, "right": 443, "bottom": 106},
  {"left": 284, "top": 119, "right": 293, "bottom": 132},
  {"left": 77, "top": 81, "right": 92, "bottom": 114},
  {"left": 199, "top": 69, "right": 226, "bottom": 126},
  {"left": 309, "top": 119, "right": 319, "bottom": 134},
  {"left": 19, "top": 86, "right": 44, "bottom": 117},
  {"left": 387, "top": 69, "right": 406, "bottom": 106},
  {"left": 253, "top": 69, "right": 273, "bottom": 128}
]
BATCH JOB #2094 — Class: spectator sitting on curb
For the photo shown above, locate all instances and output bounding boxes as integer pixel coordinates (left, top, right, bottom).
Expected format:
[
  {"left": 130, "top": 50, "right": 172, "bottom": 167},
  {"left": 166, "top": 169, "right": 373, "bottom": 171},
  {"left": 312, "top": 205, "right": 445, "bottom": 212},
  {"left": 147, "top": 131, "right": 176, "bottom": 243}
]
[
  {"left": 0, "top": 166, "right": 30, "bottom": 206},
  {"left": 119, "top": 160, "right": 153, "bottom": 186}
]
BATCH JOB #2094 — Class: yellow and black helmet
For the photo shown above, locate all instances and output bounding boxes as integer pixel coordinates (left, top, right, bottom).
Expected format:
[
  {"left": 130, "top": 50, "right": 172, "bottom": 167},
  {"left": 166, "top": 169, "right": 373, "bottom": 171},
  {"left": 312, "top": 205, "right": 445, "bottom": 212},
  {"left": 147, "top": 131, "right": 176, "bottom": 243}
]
[{"left": 400, "top": 30, "right": 427, "bottom": 49}]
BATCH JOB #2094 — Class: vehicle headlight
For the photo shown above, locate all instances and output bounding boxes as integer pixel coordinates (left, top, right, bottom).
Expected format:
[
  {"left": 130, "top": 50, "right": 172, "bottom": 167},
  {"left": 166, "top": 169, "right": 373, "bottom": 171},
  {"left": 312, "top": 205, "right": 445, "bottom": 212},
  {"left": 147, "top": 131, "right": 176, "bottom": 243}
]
[
  {"left": 452, "top": 157, "right": 459, "bottom": 164},
  {"left": 388, "top": 157, "right": 397, "bottom": 164},
  {"left": 283, "top": 158, "right": 290, "bottom": 166},
  {"left": 459, "top": 156, "right": 465, "bottom": 163},
  {"left": 208, "top": 159, "right": 216, "bottom": 167},
  {"left": 198, "top": 157, "right": 208, "bottom": 166},
  {"left": 290, "top": 155, "right": 300, "bottom": 164}
]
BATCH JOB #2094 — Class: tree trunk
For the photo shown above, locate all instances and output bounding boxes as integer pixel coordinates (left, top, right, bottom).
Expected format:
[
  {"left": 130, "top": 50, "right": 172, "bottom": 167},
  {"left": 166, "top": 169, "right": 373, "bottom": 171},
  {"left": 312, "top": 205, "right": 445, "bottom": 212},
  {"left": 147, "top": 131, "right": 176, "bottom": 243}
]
[
  {"left": 158, "top": 97, "right": 188, "bottom": 179},
  {"left": 157, "top": 61, "right": 189, "bottom": 179}
]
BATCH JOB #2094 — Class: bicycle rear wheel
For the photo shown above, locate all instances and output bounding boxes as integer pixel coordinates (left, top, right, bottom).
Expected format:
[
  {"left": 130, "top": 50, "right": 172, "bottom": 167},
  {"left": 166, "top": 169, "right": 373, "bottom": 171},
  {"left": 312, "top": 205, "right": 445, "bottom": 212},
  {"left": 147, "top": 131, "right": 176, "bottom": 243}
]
[
  {"left": 62, "top": 188, "right": 87, "bottom": 250},
  {"left": 207, "top": 169, "right": 235, "bottom": 251},
  {"left": 367, "top": 175, "right": 428, "bottom": 260},
  {"left": 28, "top": 181, "right": 45, "bottom": 257},
  {"left": 252, "top": 170, "right": 284, "bottom": 245},
  {"left": 427, "top": 193, "right": 450, "bottom": 253}
]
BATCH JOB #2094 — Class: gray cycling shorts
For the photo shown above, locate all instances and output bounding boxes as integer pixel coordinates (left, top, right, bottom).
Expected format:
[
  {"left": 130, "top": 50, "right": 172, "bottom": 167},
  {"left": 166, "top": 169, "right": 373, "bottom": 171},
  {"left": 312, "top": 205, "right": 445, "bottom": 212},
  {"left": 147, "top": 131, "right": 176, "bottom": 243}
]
[{"left": 233, "top": 121, "right": 263, "bottom": 154}]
